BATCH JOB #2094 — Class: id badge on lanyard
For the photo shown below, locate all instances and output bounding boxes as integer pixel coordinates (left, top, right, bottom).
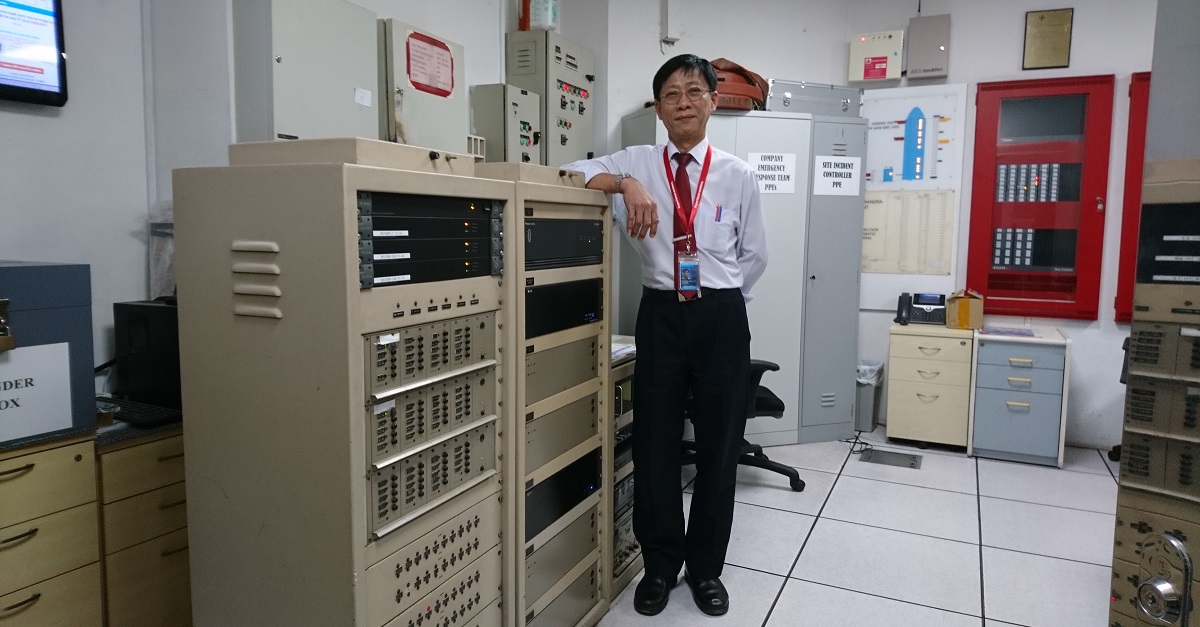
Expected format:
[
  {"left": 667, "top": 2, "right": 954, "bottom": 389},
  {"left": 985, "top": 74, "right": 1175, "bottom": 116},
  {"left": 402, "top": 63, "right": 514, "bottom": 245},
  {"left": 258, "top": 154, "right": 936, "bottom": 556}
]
[
  {"left": 677, "top": 249, "right": 700, "bottom": 292},
  {"left": 664, "top": 146, "right": 713, "bottom": 296}
]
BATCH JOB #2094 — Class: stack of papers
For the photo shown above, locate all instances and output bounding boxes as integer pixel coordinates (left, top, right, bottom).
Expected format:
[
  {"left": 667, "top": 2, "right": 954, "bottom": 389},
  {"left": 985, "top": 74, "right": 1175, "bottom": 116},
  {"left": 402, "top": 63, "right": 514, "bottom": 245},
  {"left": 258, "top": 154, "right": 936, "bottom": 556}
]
[{"left": 611, "top": 342, "right": 636, "bottom": 361}]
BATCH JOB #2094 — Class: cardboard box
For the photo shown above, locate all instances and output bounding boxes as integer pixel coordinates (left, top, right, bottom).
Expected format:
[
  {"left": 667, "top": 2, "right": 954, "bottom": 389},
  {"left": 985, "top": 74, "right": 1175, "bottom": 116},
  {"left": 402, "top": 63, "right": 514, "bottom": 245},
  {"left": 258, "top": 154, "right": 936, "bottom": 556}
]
[{"left": 945, "top": 289, "right": 983, "bottom": 329}]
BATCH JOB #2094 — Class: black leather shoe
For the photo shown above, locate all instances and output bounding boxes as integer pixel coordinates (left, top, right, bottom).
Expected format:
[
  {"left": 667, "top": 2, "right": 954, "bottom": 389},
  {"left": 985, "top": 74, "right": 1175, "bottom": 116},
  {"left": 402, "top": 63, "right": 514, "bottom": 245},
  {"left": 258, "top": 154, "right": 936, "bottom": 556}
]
[
  {"left": 633, "top": 574, "right": 676, "bottom": 616},
  {"left": 684, "top": 571, "right": 729, "bottom": 616}
]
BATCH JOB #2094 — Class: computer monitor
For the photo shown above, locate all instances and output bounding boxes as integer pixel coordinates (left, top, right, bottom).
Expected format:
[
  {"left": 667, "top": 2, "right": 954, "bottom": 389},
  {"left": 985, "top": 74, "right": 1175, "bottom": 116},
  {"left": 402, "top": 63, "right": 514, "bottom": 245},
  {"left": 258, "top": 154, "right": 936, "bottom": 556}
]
[{"left": 0, "top": 0, "right": 68, "bottom": 107}]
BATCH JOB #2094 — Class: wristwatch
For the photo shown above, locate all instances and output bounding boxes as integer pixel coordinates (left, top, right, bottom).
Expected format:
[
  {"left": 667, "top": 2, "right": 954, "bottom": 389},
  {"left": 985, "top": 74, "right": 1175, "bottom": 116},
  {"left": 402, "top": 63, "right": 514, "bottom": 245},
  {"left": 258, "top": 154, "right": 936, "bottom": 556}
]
[{"left": 613, "top": 173, "right": 633, "bottom": 194}]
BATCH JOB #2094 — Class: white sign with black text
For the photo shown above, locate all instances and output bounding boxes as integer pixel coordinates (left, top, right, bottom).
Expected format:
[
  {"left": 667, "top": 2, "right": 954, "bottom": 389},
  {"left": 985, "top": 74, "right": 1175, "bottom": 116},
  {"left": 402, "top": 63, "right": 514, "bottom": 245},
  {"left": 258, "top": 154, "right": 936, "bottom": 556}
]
[
  {"left": 748, "top": 153, "right": 796, "bottom": 194},
  {"left": 0, "top": 343, "right": 72, "bottom": 443},
  {"left": 814, "top": 156, "right": 862, "bottom": 196}
]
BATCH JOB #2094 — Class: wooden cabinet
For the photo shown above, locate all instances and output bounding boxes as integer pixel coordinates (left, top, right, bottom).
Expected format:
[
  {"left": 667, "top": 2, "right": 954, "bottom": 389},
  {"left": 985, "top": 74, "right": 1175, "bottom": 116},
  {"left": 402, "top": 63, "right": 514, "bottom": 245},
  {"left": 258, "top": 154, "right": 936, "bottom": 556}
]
[
  {"left": 97, "top": 430, "right": 191, "bottom": 627},
  {"left": 885, "top": 324, "right": 974, "bottom": 446},
  {"left": 0, "top": 437, "right": 101, "bottom": 626},
  {"left": 968, "top": 328, "right": 1070, "bottom": 467}
]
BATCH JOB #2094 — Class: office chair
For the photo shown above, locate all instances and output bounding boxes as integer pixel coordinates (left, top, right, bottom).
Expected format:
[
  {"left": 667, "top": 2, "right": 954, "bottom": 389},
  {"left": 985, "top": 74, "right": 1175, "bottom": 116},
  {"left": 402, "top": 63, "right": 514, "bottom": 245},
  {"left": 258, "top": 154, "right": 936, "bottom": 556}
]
[{"left": 682, "top": 359, "right": 806, "bottom": 492}]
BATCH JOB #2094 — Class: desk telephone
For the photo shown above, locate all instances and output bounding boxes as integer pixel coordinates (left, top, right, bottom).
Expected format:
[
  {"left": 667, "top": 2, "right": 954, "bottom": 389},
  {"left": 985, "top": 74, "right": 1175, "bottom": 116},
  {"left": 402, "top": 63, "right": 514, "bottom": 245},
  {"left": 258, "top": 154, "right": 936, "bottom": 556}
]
[{"left": 895, "top": 292, "right": 947, "bottom": 325}]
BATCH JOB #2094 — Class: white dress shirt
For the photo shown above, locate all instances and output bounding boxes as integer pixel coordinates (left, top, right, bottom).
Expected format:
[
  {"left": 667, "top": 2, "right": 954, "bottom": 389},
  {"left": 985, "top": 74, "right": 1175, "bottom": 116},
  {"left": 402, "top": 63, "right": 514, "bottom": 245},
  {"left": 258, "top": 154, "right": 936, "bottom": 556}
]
[{"left": 563, "top": 137, "right": 768, "bottom": 301}]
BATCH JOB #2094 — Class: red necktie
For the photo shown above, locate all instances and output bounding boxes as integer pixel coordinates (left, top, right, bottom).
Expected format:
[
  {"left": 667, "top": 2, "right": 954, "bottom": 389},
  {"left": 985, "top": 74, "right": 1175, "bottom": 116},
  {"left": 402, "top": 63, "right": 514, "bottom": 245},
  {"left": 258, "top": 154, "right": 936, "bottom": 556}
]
[{"left": 673, "top": 153, "right": 697, "bottom": 300}]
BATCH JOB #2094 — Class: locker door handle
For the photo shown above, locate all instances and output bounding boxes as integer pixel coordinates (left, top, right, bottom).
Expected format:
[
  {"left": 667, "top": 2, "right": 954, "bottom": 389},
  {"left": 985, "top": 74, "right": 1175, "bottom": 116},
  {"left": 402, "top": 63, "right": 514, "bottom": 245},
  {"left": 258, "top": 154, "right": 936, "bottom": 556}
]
[{"left": 1097, "top": 196, "right": 1105, "bottom": 213}]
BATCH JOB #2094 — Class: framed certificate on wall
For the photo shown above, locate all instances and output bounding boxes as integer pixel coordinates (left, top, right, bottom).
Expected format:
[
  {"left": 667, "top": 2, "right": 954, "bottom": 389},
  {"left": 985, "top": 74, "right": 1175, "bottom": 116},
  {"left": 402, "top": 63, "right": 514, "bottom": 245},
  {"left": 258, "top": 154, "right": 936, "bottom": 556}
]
[{"left": 1023, "top": 8, "right": 1074, "bottom": 70}]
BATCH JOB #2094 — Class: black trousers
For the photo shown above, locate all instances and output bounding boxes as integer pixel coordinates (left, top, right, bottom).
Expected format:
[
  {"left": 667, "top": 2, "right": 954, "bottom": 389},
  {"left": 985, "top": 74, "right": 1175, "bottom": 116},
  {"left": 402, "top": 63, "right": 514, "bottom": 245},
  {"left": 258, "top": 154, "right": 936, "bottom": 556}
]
[{"left": 632, "top": 287, "right": 750, "bottom": 580}]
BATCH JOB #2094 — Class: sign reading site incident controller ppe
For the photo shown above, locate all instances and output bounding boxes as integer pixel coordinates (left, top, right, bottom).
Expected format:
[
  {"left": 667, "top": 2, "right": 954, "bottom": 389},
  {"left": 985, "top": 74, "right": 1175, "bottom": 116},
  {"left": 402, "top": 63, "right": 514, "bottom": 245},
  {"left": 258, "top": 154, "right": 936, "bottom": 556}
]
[
  {"left": 748, "top": 153, "right": 796, "bottom": 194},
  {"left": 814, "top": 156, "right": 862, "bottom": 196}
]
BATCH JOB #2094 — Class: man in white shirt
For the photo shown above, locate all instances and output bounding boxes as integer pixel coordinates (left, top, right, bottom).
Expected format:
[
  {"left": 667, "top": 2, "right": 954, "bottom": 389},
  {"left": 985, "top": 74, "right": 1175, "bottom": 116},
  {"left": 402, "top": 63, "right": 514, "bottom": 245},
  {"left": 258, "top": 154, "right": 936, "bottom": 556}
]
[{"left": 563, "top": 54, "right": 766, "bottom": 617}]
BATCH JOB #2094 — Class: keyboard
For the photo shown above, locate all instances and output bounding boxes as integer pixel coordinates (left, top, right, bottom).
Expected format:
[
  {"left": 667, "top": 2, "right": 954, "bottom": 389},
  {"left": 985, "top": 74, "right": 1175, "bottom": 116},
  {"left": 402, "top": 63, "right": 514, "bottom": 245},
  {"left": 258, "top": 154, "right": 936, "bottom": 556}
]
[{"left": 99, "top": 397, "right": 182, "bottom": 428}]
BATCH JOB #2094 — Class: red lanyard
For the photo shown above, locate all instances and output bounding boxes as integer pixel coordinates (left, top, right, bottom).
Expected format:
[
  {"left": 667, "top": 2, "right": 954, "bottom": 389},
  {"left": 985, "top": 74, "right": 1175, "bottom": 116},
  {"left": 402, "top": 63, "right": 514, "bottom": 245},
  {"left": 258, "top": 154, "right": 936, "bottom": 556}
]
[{"left": 662, "top": 145, "right": 713, "bottom": 245}]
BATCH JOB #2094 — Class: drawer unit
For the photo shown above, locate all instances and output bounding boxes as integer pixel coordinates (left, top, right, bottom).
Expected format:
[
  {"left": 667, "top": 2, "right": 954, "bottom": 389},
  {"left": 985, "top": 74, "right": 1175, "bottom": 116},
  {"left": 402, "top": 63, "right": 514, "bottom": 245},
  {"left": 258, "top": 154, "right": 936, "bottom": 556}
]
[
  {"left": 887, "top": 357, "right": 972, "bottom": 388},
  {"left": 0, "top": 441, "right": 95, "bottom": 529},
  {"left": 102, "top": 481, "right": 188, "bottom": 554},
  {"left": 971, "top": 388, "right": 1062, "bottom": 460},
  {"left": 0, "top": 562, "right": 102, "bottom": 627},
  {"left": 104, "top": 527, "right": 192, "bottom": 627},
  {"left": 968, "top": 329, "right": 1069, "bottom": 467},
  {"left": 0, "top": 503, "right": 98, "bottom": 594},
  {"left": 889, "top": 333, "right": 972, "bottom": 363},
  {"left": 885, "top": 325, "right": 974, "bottom": 447},
  {"left": 0, "top": 436, "right": 99, "bottom": 615},
  {"left": 97, "top": 428, "right": 191, "bottom": 626},
  {"left": 99, "top": 435, "right": 184, "bottom": 503},
  {"left": 974, "top": 363, "right": 1065, "bottom": 395},
  {"left": 977, "top": 340, "right": 1066, "bottom": 370},
  {"left": 885, "top": 380, "right": 971, "bottom": 446}
]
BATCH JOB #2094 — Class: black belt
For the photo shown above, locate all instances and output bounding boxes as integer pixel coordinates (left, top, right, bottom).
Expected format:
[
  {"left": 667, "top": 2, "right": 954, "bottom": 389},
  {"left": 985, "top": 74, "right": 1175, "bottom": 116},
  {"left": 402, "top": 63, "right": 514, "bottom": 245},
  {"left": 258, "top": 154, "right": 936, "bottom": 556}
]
[{"left": 641, "top": 286, "right": 740, "bottom": 302}]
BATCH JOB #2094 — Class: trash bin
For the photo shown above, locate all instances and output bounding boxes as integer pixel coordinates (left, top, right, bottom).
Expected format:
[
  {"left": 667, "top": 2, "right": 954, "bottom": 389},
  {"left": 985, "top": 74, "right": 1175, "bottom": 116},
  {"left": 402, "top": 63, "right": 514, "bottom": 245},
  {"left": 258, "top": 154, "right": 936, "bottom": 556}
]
[{"left": 855, "top": 360, "right": 884, "bottom": 432}]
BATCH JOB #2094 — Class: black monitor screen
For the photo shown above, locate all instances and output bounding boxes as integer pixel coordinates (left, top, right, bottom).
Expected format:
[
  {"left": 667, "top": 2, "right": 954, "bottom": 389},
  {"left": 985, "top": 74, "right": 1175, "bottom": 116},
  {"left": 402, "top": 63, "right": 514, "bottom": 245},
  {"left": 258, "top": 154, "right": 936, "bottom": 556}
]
[{"left": 0, "top": 0, "right": 67, "bottom": 107}]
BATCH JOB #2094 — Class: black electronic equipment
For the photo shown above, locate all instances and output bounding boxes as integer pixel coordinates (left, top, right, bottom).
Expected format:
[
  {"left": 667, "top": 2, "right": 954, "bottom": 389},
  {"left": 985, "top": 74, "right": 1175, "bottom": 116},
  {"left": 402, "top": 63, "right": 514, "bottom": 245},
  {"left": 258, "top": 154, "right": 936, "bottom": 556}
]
[
  {"left": 524, "top": 278, "right": 603, "bottom": 339},
  {"left": 113, "top": 300, "right": 181, "bottom": 410},
  {"left": 524, "top": 219, "right": 604, "bottom": 270},
  {"left": 524, "top": 447, "right": 600, "bottom": 542},
  {"left": 356, "top": 191, "right": 503, "bottom": 288},
  {"left": 895, "top": 292, "right": 947, "bottom": 325}
]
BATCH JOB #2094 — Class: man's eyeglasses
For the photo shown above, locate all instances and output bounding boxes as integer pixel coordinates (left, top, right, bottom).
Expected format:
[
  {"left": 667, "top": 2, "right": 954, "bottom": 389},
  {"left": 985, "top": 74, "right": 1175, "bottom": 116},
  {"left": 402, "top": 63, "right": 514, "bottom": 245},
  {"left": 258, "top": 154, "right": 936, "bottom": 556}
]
[{"left": 658, "top": 87, "right": 711, "bottom": 105}]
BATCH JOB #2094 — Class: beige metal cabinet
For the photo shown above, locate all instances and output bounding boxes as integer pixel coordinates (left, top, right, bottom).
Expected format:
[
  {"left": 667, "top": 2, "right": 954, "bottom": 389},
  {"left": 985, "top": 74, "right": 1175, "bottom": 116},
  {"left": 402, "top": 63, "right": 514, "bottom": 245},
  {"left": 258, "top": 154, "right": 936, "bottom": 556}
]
[
  {"left": 885, "top": 324, "right": 974, "bottom": 446},
  {"left": 0, "top": 437, "right": 101, "bottom": 626}
]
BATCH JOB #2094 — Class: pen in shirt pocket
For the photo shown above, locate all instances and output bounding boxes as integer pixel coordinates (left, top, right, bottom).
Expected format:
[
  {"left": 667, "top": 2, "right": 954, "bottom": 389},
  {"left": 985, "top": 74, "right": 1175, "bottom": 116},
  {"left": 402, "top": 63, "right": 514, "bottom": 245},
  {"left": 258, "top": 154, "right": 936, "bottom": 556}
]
[{"left": 715, "top": 204, "right": 723, "bottom": 222}]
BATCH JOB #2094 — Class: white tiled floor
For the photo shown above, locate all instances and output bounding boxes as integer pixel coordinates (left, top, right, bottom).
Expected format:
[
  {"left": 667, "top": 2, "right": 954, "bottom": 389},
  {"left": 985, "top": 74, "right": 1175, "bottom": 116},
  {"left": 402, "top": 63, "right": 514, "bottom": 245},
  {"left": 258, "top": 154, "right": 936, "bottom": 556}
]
[{"left": 597, "top": 425, "right": 1121, "bottom": 627}]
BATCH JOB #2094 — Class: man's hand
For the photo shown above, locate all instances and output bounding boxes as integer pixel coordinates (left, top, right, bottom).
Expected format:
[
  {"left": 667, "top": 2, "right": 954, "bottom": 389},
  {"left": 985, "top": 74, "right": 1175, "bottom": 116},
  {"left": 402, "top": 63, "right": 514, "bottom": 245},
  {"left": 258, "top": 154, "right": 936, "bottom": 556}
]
[{"left": 622, "top": 177, "right": 659, "bottom": 240}]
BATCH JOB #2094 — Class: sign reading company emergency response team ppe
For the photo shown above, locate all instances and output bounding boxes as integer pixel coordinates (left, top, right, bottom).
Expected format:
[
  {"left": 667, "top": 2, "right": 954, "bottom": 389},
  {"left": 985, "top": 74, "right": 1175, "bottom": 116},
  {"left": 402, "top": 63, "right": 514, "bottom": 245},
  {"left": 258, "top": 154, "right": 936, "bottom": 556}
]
[
  {"left": 814, "top": 156, "right": 862, "bottom": 196},
  {"left": 748, "top": 153, "right": 796, "bottom": 194}
]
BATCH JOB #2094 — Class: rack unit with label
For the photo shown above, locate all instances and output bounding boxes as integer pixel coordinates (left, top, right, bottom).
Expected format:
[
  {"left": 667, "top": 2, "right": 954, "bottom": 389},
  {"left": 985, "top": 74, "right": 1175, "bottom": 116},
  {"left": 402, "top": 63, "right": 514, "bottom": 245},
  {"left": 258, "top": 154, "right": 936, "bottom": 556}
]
[
  {"left": 475, "top": 162, "right": 611, "bottom": 627},
  {"left": 175, "top": 139, "right": 513, "bottom": 627}
]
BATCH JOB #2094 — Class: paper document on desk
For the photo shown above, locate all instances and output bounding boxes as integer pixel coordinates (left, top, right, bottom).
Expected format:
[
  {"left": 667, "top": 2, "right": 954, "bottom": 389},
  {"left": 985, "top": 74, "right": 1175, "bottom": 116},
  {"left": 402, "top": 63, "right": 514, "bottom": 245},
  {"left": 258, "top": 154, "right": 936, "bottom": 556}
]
[{"left": 611, "top": 342, "right": 636, "bottom": 361}]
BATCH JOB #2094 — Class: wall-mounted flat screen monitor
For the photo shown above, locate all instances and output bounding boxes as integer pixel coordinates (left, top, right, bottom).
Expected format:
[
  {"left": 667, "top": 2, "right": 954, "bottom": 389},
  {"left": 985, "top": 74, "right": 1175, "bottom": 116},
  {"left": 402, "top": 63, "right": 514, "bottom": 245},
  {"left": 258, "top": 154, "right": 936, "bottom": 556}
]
[{"left": 0, "top": 0, "right": 67, "bottom": 107}]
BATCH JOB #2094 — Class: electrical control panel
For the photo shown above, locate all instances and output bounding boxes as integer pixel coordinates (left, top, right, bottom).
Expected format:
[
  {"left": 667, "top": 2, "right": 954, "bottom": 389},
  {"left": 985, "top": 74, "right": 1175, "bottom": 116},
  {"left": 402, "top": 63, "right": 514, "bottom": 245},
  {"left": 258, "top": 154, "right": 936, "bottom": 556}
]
[
  {"left": 1109, "top": 160, "right": 1200, "bottom": 627},
  {"left": 505, "top": 30, "right": 596, "bottom": 166},
  {"left": 848, "top": 29, "right": 904, "bottom": 82},
  {"left": 379, "top": 19, "right": 468, "bottom": 153},
  {"left": 175, "top": 138, "right": 512, "bottom": 627},
  {"left": 472, "top": 83, "right": 543, "bottom": 165}
]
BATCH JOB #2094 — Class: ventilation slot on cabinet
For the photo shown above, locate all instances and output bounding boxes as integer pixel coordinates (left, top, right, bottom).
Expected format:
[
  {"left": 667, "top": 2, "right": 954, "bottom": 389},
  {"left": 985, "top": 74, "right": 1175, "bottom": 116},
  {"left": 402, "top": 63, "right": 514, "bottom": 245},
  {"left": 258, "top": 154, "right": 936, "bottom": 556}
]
[
  {"left": 830, "top": 142, "right": 849, "bottom": 156},
  {"left": 230, "top": 240, "right": 282, "bottom": 319},
  {"left": 512, "top": 43, "right": 536, "bottom": 75},
  {"left": 820, "top": 392, "right": 837, "bottom": 408}
]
